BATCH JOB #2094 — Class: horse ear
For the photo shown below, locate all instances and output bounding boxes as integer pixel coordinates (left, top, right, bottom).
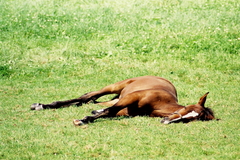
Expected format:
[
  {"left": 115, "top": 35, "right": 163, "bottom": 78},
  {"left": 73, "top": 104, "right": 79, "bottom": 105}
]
[{"left": 198, "top": 92, "right": 209, "bottom": 107}]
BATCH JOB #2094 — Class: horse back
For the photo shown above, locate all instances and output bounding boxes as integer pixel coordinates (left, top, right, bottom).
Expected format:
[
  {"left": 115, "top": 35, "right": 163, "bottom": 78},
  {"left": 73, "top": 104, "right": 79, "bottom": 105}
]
[{"left": 120, "top": 76, "right": 178, "bottom": 101}]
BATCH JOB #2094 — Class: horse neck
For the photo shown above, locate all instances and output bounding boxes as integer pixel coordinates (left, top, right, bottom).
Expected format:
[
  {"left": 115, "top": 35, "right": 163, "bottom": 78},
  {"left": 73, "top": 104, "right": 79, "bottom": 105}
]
[
  {"left": 160, "top": 103, "right": 185, "bottom": 113},
  {"left": 171, "top": 103, "right": 185, "bottom": 109}
]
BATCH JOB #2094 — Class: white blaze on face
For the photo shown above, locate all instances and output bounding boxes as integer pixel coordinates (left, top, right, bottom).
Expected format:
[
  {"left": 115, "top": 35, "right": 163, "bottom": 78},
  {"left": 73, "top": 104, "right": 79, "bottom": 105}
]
[
  {"left": 96, "top": 109, "right": 104, "bottom": 113},
  {"left": 182, "top": 111, "right": 199, "bottom": 118},
  {"left": 170, "top": 111, "right": 199, "bottom": 122}
]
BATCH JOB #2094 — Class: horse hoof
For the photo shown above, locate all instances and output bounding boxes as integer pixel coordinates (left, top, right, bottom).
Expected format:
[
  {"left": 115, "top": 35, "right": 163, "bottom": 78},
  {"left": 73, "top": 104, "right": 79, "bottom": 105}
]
[
  {"left": 30, "top": 103, "right": 43, "bottom": 111},
  {"left": 73, "top": 119, "right": 85, "bottom": 126},
  {"left": 161, "top": 117, "right": 170, "bottom": 124}
]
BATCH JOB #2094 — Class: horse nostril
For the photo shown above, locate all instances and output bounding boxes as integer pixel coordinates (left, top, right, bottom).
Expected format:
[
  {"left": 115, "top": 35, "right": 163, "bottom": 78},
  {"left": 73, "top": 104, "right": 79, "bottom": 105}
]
[{"left": 91, "top": 110, "right": 97, "bottom": 115}]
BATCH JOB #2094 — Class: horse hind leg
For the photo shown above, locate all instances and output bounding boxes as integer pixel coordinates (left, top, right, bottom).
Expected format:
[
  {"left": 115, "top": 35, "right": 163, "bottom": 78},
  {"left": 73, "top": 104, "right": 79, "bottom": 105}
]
[
  {"left": 30, "top": 99, "right": 81, "bottom": 110},
  {"left": 30, "top": 90, "right": 101, "bottom": 110},
  {"left": 30, "top": 91, "right": 105, "bottom": 110},
  {"left": 30, "top": 92, "right": 112, "bottom": 111},
  {"left": 31, "top": 78, "right": 133, "bottom": 110}
]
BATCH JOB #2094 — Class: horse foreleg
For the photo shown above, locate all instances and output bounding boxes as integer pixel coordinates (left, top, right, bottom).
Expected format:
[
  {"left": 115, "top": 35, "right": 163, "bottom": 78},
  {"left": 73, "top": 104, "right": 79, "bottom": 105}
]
[
  {"left": 73, "top": 105, "right": 125, "bottom": 126},
  {"left": 73, "top": 94, "right": 138, "bottom": 125}
]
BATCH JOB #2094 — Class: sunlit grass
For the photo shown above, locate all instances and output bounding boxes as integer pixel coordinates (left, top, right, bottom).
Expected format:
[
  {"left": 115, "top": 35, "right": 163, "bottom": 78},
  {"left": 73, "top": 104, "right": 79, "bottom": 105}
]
[{"left": 0, "top": 0, "right": 239, "bottom": 159}]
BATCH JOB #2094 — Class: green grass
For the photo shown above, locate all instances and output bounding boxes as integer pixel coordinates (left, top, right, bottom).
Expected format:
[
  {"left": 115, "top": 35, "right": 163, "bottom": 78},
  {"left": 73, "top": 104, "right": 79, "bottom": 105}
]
[{"left": 0, "top": 0, "right": 239, "bottom": 159}]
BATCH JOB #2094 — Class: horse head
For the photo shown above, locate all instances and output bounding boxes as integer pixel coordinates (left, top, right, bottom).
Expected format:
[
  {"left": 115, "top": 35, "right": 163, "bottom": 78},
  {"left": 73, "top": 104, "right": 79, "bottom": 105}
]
[{"left": 161, "top": 92, "right": 215, "bottom": 124}]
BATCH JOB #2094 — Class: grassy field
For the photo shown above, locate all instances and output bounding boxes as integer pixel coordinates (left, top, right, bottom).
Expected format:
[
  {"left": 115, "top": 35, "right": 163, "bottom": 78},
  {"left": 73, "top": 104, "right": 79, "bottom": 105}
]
[{"left": 0, "top": 0, "right": 239, "bottom": 159}]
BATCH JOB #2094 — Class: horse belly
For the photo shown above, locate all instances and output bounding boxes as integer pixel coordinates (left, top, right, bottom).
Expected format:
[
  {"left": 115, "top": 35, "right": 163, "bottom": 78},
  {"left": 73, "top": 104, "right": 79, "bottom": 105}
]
[
  {"left": 116, "top": 107, "right": 153, "bottom": 117},
  {"left": 116, "top": 108, "right": 129, "bottom": 116}
]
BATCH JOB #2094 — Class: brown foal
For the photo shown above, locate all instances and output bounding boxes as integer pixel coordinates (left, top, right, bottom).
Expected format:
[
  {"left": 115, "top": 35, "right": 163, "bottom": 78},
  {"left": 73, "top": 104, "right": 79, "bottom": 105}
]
[{"left": 31, "top": 76, "right": 215, "bottom": 125}]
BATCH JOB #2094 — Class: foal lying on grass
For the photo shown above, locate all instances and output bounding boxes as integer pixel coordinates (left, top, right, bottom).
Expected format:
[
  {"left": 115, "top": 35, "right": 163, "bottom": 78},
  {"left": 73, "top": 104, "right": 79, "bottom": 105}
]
[{"left": 31, "top": 76, "right": 216, "bottom": 125}]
